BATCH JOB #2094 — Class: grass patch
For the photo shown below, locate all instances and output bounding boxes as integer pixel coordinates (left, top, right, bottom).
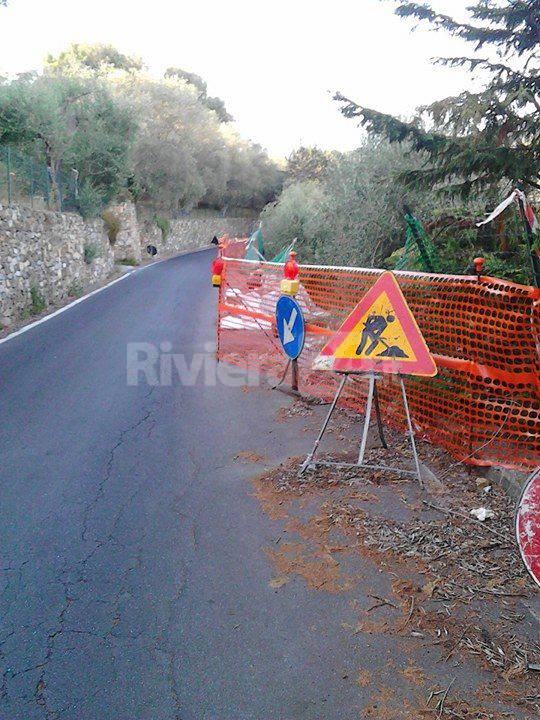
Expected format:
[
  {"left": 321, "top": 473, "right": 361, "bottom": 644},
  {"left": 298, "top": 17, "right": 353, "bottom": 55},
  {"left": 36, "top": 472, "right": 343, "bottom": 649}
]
[
  {"left": 154, "top": 214, "right": 170, "bottom": 240},
  {"left": 118, "top": 257, "right": 139, "bottom": 266},
  {"left": 84, "top": 243, "right": 101, "bottom": 264},
  {"left": 68, "top": 282, "right": 84, "bottom": 298},
  {"left": 102, "top": 210, "right": 122, "bottom": 245},
  {"left": 30, "top": 286, "right": 46, "bottom": 314}
]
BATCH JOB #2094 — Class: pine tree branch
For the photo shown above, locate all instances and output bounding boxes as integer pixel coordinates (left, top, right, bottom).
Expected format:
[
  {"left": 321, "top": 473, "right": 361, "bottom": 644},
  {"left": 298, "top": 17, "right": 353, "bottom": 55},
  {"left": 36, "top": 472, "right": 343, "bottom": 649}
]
[
  {"left": 333, "top": 92, "right": 457, "bottom": 154},
  {"left": 434, "top": 56, "right": 513, "bottom": 74},
  {"left": 395, "top": 2, "right": 513, "bottom": 44},
  {"left": 334, "top": 3, "right": 540, "bottom": 197},
  {"left": 395, "top": 1, "right": 539, "bottom": 56},
  {"left": 333, "top": 92, "right": 539, "bottom": 195}
]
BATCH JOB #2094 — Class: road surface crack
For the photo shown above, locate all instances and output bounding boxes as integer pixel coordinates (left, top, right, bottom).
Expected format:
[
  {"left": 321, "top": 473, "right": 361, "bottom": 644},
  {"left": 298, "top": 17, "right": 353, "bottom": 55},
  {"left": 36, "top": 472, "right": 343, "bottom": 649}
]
[
  {"left": 80, "top": 394, "right": 156, "bottom": 543},
  {"left": 153, "top": 572, "right": 188, "bottom": 719},
  {"left": 33, "top": 577, "right": 73, "bottom": 719}
]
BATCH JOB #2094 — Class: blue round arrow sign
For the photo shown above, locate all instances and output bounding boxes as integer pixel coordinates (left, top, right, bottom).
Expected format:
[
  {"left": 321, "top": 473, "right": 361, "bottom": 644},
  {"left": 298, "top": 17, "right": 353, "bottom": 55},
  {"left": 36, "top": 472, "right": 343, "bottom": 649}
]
[{"left": 276, "top": 295, "right": 305, "bottom": 360}]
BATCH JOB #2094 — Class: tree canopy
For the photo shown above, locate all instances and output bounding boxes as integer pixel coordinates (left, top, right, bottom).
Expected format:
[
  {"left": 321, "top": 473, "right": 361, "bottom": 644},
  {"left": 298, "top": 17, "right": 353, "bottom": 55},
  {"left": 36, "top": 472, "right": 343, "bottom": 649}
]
[
  {"left": 45, "top": 44, "right": 144, "bottom": 78},
  {"left": 128, "top": 76, "right": 229, "bottom": 210},
  {"left": 164, "top": 67, "right": 232, "bottom": 122},
  {"left": 0, "top": 44, "right": 281, "bottom": 216},
  {"left": 262, "top": 138, "right": 450, "bottom": 266},
  {"left": 0, "top": 73, "right": 134, "bottom": 211},
  {"left": 285, "top": 146, "right": 333, "bottom": 183},
  {"left": 261, "top": 136, "right": 531, "bottom": 282},
  {"left": 335, "top": 0, "right": 540, "bottom": 196}
]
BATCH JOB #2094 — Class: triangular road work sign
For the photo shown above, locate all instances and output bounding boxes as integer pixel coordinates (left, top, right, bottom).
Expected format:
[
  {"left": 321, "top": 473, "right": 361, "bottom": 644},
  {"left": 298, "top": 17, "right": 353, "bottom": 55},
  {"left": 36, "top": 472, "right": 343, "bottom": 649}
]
[{"left": 314, "top": 271, "right": 437, "bottom": 377}]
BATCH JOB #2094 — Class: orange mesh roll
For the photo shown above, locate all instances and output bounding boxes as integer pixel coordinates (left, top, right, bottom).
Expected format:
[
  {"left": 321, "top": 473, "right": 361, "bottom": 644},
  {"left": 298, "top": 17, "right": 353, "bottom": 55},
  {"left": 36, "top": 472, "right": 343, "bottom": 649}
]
[
  {"left": 217, "top": 237, "right": 249, "bottom": 259},
  {"left": 216, "top": 257, "right": 540, "bottom": 472}
]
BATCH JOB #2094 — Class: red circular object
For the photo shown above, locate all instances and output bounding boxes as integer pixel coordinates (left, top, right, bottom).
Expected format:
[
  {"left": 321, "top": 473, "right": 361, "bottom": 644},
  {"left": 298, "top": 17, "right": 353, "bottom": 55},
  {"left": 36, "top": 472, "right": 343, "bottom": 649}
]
[
  {"left": 212, "top": 257, "right": 224, "bottom": 275},
  {"left": 284, "top": 251, "right": 299, "bottom": 280},
  {"left": 516, "top": 468, "right": 540, "bottom": 588}
]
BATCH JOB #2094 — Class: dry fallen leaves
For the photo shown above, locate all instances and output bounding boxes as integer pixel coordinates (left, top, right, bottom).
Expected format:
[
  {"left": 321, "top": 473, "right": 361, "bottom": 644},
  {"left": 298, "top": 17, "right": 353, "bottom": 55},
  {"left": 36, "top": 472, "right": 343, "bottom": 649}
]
[
  {"left": 268, "top": 576, "right": 290, "bottom": 589},
  {"left": 248, "top": 420, "right": 539, "bottom": 717}
]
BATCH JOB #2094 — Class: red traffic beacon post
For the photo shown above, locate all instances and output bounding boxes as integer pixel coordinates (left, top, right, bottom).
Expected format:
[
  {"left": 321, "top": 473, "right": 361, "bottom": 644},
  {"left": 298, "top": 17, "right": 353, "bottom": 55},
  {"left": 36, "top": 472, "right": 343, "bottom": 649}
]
[
  {"left": 211, "top": 256, "right": 224, "bottom": 287},
  {"left": 516, "top": 468, "right": 540, "bottom": 589},
  {"left": 281, "top": 251, "right": 299, "bottom": 296},
  {"left": 473, "top": 256, "right": 485, "bottom": 281}
]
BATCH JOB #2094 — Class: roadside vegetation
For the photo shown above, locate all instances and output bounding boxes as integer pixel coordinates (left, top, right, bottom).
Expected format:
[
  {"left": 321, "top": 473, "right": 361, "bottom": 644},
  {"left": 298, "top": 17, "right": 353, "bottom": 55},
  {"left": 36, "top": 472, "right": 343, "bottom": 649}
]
[
  {"left": 0, "top": 44, "right": 283, "bottom": 218},
  {"left": 29, "top": 286, "right": 45, "bottom": 314},
  {"left": 262, "top": 0, "right": 539, "bottom": 284},
  {"left": 1, "top": 2, "right": 537, "bottom": 285}
]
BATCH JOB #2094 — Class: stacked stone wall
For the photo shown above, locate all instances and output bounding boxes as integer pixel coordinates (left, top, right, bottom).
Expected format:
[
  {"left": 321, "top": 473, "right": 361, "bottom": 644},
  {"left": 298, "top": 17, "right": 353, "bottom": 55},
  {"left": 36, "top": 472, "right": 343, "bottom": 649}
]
[
  {"left": 0, "top": 205, "right": 113, "bottom": 324},
  {"left": 0, "top": 202, "right": 254, "bottom": 325}
]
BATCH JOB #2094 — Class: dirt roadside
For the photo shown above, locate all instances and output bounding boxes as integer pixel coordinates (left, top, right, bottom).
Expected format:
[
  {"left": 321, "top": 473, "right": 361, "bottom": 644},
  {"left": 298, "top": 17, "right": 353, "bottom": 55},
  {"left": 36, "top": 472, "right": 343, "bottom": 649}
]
[{"left": 249, "top": 398, "right": 540, "bottom": 719}]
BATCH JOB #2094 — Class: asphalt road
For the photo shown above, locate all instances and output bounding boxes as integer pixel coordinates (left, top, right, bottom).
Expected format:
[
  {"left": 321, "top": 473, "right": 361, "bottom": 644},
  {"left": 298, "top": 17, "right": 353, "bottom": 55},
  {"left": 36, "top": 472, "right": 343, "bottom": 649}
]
[{"left": 0, "top": 250, "right": 368, "bottom": 720}]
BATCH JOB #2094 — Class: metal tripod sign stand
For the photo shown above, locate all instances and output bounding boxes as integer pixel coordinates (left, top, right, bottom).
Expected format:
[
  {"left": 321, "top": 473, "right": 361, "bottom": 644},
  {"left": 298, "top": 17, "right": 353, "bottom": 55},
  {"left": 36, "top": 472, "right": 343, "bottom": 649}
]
[
  {"left": 300, "top": 271, "right": 438, "bottom": 483},
  {"left": 299, "top": 371, "right": 423, "bottom": 485}
]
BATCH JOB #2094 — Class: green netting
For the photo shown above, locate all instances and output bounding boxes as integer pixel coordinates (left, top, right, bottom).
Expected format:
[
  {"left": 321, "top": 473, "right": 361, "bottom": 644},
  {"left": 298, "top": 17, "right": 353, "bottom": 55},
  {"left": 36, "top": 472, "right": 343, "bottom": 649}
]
[
  {"left": 245, "top": 226, "right": 296, "bottom": 264},
  {"left": 0, "top": 145, "right": 93, "bottom": 213},
  {"left": 245, "top": 226, "right": 265, "bottom": 260},
  {"left": 270, "top": 240, "right": 296, "bottom": 263},
  {"left": 395, "top": 213, "right": 441, "bottom": 273}
]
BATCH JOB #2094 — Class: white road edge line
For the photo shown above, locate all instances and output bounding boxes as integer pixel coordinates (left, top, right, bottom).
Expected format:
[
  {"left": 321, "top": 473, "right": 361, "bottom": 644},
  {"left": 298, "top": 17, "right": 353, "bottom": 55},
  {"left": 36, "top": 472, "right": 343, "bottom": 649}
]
[{"left": 0, "top": 259, "right": 167, "bottom": 346}]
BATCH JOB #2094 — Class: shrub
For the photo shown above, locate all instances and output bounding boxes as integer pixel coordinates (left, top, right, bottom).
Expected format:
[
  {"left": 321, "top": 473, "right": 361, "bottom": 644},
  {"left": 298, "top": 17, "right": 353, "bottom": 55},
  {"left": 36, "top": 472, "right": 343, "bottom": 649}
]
[
  {"left": 481, "top": 248, "right": 531, "bottom": 285},
  {"left": 260, "top": 180, "right": 328, "bottom": 262},
  {"left": 30, "top": 286, "right": 46, "bottom": 314},
  {"left": 77, "top": 181, "right": 103, "bottom": 219},
  {"left": 261, "top": 139, "right": 435, "bottom": 266},
  {"left": 261, "top": 138, "right": 533, "bottom": 283},
  {"left": 154, "top": 214, "right": 170, "bottom": 240},
  {"left": 102, "top": 210, "right": 122, "bottom": 244},
  {"left": 67, "top": 282, "right": 84, "bottom": 297},
  {"left": 118, "top": 257, "right": 139, "bottom": 266},
  {"left": 84, "top": 243, "right": 101, "bottom": 264}
]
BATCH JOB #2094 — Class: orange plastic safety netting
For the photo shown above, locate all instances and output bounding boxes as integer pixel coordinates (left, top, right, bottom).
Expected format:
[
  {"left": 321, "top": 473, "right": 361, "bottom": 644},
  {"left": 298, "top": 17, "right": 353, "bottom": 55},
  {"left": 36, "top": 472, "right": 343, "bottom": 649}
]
[
  {"left": 216, "top": 254, "right": 540, "bottom": 472},
  {"left": 218, "top": 237, "right": 248, "bottom": 259}
]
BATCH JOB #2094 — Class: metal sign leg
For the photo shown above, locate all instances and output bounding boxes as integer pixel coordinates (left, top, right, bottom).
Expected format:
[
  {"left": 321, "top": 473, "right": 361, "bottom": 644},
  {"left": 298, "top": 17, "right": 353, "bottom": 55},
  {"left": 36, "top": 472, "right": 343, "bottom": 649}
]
[
  {"left": 358, "top": 373, "right": 376, "bottom": 465},
  {"left": 291, "top": 358, "right": 299, "bottom": 392},
  {"left": 399, "top": 376, "right": 423, "bottom": 487},
  {"left": 373, "top": 382, "right": 388, "bottom": 449},
  {"left": 299, "top": 374, "right": 347, "bottom": 475}
]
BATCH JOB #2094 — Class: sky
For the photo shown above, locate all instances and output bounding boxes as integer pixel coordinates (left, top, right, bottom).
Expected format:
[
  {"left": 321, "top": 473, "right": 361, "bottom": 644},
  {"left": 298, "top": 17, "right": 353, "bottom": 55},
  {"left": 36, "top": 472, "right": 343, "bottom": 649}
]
[{"left": 0, "top": 0, "right": 478, "bottom": 158}]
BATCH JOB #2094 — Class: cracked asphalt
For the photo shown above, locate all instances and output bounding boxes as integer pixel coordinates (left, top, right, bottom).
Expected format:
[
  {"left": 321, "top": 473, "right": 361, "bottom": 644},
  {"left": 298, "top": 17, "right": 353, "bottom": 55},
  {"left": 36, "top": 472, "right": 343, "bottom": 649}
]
[{"left": 0, "top": 250, "right": 371, "bottom": 720}]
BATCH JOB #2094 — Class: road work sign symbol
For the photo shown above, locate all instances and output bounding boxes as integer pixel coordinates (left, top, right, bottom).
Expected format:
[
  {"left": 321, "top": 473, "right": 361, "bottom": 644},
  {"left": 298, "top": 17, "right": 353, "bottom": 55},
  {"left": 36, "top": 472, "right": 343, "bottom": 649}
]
[
  {"left": 276, "top": 295, "right": 305, "bottom": 360},
  {"left": 314, "top": 271, "right": 437, "bottom": 376}
]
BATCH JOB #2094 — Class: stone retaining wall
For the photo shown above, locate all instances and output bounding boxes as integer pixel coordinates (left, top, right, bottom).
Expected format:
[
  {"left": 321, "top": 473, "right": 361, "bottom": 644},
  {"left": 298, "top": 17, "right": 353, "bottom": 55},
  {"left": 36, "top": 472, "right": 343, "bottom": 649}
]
[
  {"left": 0, "top": 205, "right": 114, "bottom": 325},
  {"left": 0, "top": 202, "right": 254, "bottom": 327},
  {"left": 139, "top": 216, "right": 255, "bottom": 258},
  {"left": 108, "top": 202, "right": 142, "bottom": 264}
]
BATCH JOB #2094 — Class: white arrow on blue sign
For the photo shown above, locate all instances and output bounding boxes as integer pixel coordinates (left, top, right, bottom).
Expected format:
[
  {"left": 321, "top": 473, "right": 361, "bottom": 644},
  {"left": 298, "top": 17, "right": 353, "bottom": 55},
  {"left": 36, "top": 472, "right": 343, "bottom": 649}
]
[{"left": 276, "top": 295, "right": 306, "bottom": 360}]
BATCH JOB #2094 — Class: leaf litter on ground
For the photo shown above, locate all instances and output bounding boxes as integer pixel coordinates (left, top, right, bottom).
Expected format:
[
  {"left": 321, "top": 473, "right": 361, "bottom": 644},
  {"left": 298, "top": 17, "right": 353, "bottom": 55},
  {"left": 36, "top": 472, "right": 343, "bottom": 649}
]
[{"left": 254, "top": 403, "right": 540, "bottom": 718}]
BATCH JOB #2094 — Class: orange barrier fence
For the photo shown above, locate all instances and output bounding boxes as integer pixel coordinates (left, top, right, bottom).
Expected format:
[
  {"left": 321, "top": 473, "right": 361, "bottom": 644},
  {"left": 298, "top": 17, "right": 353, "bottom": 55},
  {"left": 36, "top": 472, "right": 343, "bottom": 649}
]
[
  {"left": 216, "top": 256, "right": 540, "bottom": 472},
  {"left": 218, "top": 237, "right": 249, "bottom": 259}
]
